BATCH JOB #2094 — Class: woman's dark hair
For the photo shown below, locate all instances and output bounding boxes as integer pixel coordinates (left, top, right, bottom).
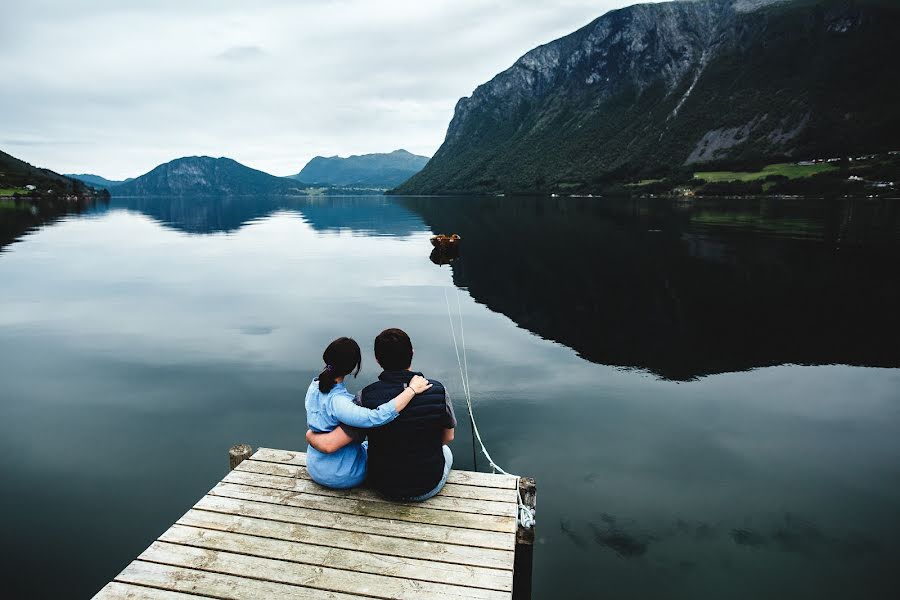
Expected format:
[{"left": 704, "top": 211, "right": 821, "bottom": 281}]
[
  {"left": 318, "top": 337, "right": 362, "bottom": 394},
  {"left": 374, "top": 328, "right": 413, "bottom": 371}
]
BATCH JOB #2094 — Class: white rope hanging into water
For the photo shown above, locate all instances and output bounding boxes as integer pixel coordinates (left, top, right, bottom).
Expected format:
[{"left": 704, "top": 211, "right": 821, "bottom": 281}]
[{"left": 444, "top": 287, "right": 536, "bottom": 530}]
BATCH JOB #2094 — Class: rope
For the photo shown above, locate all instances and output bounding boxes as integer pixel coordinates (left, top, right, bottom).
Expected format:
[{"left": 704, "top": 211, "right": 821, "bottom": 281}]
[
  {"left": 457, "top": 290, "right": 480, "bottom": 471},
  {"left": 455, "top": 290, "right": 471, "bottom": 407},
  {"left": 443, "top": 288, "right": 536, "bottom": 530}
]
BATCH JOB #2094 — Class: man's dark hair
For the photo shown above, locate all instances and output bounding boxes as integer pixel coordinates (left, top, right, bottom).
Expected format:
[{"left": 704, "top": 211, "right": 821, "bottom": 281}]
[{"left": 374, "top": 328, "right": 413, "bottom": 371}]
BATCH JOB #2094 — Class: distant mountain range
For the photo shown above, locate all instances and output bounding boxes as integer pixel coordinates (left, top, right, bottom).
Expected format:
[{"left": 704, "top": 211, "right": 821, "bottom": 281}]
[
  {"left": 80, "top": 150, "right": 428, "bottom": 196},
  {"left": 396, "top": 0, "right": 900, "bottom": 194},
  {"left": 111, "top": 156, "right": 306, "bottom": 197},
  {"left": 65, "top": 174, "right": 132, "bottom": 188},
  {"left": 291, "top": 149, "right": 429, "bottom": 188}
]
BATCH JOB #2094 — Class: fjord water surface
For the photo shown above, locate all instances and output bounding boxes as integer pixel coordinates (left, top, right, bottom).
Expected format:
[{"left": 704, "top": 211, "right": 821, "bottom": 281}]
[{"left": 1, "top": 195, "right": 898, "bottom": 599}]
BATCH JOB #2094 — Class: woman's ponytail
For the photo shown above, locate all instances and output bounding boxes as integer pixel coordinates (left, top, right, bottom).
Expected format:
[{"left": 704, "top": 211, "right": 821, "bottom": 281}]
[
  {"left": 318, "top": 365, "right": 337, "bottom": 394},
  {"left": 317, "top": 337, "right": 362, "bottom": 394}
]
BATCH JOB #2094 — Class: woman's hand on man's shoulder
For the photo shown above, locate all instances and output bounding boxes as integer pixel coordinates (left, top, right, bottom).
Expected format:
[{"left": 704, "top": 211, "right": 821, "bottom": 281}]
[{"left": 409, "top": 375, "right": 433, "bottom": 394}]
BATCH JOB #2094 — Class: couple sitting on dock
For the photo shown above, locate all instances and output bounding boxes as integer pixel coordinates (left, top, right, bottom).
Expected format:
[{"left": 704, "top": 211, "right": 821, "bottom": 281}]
[{"left": 304, "top": 328, "right": 457, "bottom": 501}]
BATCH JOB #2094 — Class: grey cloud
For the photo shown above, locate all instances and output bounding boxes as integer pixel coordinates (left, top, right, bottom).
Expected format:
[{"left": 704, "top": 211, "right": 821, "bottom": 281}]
[
  {"left": 217, "top": 46, "right": 266, "bottom": 61},
  {"left": 1, "top": 137, "right": 87, "bottom": 147}
]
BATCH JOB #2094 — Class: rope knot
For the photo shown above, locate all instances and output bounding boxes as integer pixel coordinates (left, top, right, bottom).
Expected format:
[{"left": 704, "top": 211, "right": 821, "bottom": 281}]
[{"left": 518, "top": 504, "right": 536, "bottom": 529}]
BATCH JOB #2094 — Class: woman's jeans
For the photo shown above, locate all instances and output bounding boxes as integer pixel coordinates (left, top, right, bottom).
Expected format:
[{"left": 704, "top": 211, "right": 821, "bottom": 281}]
[{"left": 405, "top": 445, "right": 453, "bottom": 502}]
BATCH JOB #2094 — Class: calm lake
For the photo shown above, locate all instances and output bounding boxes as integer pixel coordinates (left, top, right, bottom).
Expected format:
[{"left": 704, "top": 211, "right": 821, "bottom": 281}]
[{"left": 1, "top": 194, "right": 899, "bottom": 599}]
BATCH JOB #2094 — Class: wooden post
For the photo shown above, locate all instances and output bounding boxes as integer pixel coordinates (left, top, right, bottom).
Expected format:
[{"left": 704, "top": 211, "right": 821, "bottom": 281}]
[
  {"left": 228, "top": 444, "right": 253, "bottom": 471},
  {"left": 513, "top": 477, "right": 536, "bottom": 600}
]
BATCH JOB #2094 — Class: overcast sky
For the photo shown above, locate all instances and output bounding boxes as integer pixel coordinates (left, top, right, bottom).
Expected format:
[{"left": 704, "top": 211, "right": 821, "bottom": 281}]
[{"left": 1, "top": 0, "right": 653, "bottom": 179}]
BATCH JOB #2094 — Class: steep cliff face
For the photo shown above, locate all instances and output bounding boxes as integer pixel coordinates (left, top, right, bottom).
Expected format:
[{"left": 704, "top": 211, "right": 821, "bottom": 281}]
[
  {"left": 397, "top": 0, "right": 900, "bottom": 194},
  {"left": 112, "top": 156, "right": 304, "bottom": 196}
]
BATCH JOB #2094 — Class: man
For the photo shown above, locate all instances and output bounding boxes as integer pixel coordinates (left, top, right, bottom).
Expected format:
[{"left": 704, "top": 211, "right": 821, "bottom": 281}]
[{"left": 306, "top": 328, "right": 456, "bottom": 500}]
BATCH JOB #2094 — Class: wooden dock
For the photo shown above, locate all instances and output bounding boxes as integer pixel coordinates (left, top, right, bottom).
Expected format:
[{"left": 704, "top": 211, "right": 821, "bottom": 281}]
[{"left": 92, "top": 446, "right": 536, "bottom": 600}]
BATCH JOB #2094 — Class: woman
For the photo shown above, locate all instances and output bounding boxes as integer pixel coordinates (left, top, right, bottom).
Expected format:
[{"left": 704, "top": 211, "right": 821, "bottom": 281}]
[{"left": 305, "top": 336, "right": 431, "bottom": 489}]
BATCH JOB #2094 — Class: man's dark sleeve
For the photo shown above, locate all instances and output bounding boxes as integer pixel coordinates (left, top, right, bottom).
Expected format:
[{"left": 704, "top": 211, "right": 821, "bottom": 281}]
[
  {"left": 443, "top": 387, "right": 458, "bottom": 429},
  {"left": 338, "top": 391, "right": 366, "bottom": 443}
]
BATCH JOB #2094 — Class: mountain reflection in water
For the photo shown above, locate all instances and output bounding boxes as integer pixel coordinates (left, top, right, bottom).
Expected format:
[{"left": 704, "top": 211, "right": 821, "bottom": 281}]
[
  {"left": 9, "top": 193, "right": 894, "bottom": 380},
  {"left": 1, "top": 195, "right": 107, "bottom": 251},
  {"left": 105, "top": 195, "right": 422, "bottom": 237},
  {"left": 402, "top": 196, "right": 900, "bottom": 380}
]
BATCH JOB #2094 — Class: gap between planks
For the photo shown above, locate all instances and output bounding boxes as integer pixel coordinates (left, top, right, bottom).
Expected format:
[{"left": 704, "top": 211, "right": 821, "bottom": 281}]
[
  {"left": 211, "top": 478, "right": 516, "bottom": 532},
  {"left": 234, "top": 459, "right": 517, "bottom": 504},
  {"left": 158, "top": 523, "right": 513, "bottom": 591},
  {"left": 133, "top": 539, "right": 511, "bottom": 600},
  {"left": 115, "top": 560, "right": 381, "bottom": 600},
  {"left": 224, "top": 466, "right": 517, "bottom": 516},
  {"left": 93, "top": 581, "right": 218, "bottom": 600},
  {"left": 191, "top": 494, "right": 515, "bottom": 551},
  {"left": 178, "top": 508, "right": 515, "bottom": 571}
]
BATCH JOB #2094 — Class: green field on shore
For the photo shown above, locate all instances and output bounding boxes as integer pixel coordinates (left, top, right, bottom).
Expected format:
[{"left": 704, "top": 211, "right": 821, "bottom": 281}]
[{"left": 694, "top": 162, "right": 837, "bottom": 183}]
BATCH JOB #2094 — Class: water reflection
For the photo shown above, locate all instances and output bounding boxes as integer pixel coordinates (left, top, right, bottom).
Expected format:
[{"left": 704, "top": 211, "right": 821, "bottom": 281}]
[
  {"left": 20, "top": 193, "right": 900, "bottom": 382},
  {"left": 10, "top": 194, "right": 899, "bottom": 382},
  {"left": 403, "top": 196, "right": 900, "bottom": 379},
  {"left": 102, "top": 195, "right": 423, "bottom": 237},
  {"left": 1, "top": 195, "right": 107, "bottom": 251},
  {"left": 1, "top": 195, "right": 899, "bottom": 599},
  {"left": 429, "top": 245, "right": 460, "bottom": 265}
]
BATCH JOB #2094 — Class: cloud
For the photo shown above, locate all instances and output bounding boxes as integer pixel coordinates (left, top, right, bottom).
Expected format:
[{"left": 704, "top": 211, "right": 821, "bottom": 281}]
[
  {"left": 217, "top": 45, "right": 266, "bottom": 61},
  {"left": 0, "top": 1, "right": 662, "bottom": 179}
]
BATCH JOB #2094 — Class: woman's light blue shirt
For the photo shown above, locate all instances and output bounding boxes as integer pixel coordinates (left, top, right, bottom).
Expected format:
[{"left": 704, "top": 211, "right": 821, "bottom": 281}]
[{"left": 304, "top": 378, "right": 399, "bottom": 489}]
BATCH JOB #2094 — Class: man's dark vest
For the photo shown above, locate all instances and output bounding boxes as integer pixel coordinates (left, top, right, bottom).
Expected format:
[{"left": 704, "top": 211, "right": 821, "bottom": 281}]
[{"left": 360, "top": 370, "right": 448, "bottom": 498}]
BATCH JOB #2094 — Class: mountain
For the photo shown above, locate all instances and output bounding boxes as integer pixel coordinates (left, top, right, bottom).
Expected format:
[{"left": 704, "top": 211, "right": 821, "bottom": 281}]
[
  {"left": 112, "top": 156, "right": 306, "bottom": 196},
  {"left": 293, "top": 149, "right": 429, "bottom": 188},
  {"left": 396, "top": 0, "right": 900, "bottom": 195},
  {"left": 1, "top": 150, "right": 108, "bottom": 198},
  {"left": 1, "top": 149, "right": 108, "bottom": 250},
  {"left": 65, "top": 174, "right": 131, "bottom": 188}
]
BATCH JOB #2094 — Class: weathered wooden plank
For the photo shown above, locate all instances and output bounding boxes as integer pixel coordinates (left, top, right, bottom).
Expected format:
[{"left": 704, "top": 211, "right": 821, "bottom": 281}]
[
  {"left": 193, "top": 494, "right": 515, "bottom": 551},
  {"left": 211, "top": 481, "right": 517, "bottom": 534},
  {"left": 236, "top": 459, "right": 517, "bottom": 503},
  {"left": 178, "top": 509, "right": 515, "bottom": 571},
  {"left": 225, "top": 468, "right": 517, "bottom": 517},
  {"left": 140, "top": 540, "right": 510, "bottom": 600},
  {"left": 160, "top": 524, "right": 513, "bottom": 592},
  {"left": 448, "top": 469, "right": 518, "bottom": 490},
  {"left": 93, "top": 582, "right": 214, "bottom": 600},
  {"left": 253, "top": 448, "right": 518, "bottom": 490},
  {"left": 115, "top": 560, "right": 364, "bottom": 600}
]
